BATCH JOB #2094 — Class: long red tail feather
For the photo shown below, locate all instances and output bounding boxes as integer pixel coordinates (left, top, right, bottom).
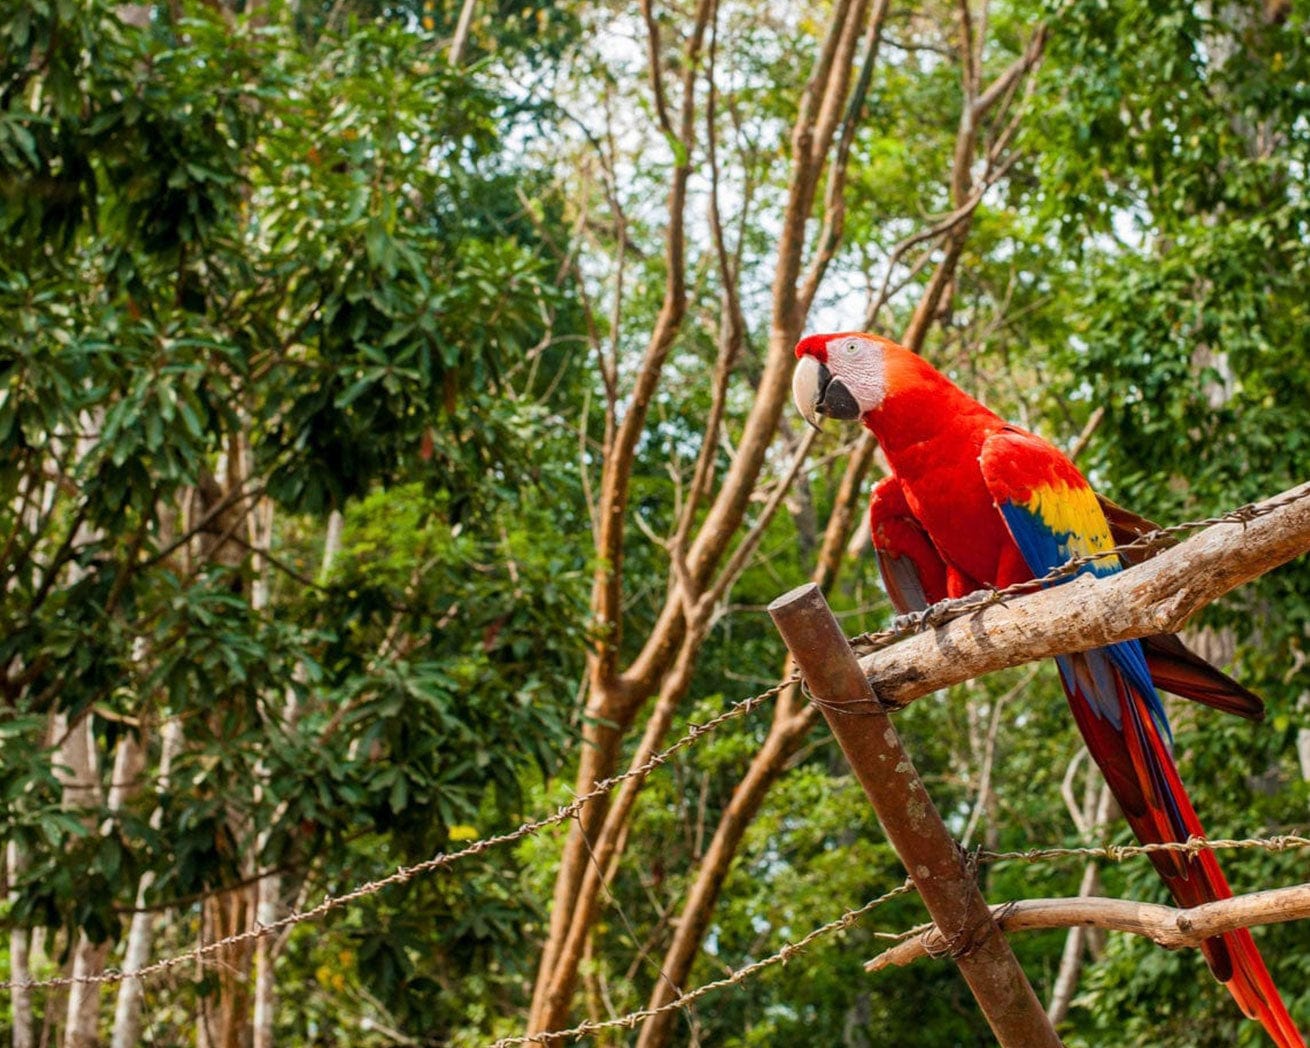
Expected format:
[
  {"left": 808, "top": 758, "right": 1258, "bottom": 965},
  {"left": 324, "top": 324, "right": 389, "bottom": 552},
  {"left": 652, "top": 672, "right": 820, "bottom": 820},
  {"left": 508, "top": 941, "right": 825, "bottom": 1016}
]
[
  {"left": 1141, "top": 632, "right": 1265, "bottom": 722},
  {"left": 1061, "top": 651, "right": 1304, "bottom": 1047}
]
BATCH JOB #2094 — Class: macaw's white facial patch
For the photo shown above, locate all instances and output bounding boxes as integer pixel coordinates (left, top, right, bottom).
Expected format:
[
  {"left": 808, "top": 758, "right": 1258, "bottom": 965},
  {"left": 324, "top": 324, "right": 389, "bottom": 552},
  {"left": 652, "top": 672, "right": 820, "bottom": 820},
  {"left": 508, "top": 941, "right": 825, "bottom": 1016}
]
[{"left": 825, "top": 335, "right": 886, "bottom": 414}]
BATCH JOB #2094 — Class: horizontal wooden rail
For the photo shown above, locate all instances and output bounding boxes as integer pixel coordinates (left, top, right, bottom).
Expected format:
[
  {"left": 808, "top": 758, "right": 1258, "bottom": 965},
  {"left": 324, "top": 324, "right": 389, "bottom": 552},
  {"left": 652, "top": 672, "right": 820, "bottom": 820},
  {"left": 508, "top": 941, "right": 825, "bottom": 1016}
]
[{"left": 858, "top": 482, "right": 1310, "bottom": 708}]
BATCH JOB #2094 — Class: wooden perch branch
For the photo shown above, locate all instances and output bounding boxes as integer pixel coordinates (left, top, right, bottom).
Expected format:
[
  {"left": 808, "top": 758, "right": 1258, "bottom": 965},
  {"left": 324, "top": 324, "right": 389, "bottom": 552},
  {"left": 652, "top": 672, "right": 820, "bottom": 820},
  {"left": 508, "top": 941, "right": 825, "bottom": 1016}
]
[
  {"left": 859, "top": 482, "right": 1310, "bottom": 708},
  {"left": 769, "top": 584, "right": 1061, "bottom": 1048},
  {"left": 867, "top": 883, "right": 1310, "bottom": 973}
]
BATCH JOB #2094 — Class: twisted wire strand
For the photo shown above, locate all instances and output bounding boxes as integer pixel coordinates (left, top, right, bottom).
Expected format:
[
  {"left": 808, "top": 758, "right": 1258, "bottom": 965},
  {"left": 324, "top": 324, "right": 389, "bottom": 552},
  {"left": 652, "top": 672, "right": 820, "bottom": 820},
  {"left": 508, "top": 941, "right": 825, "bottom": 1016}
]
[
  {"left": 488, "top": 881, "right": 919, "bottom": 1047},
  {"left": 980, "top": 833, "right": 1310, "bottom": 866},
  {"left": 2, "top": 674, "right": 800, "bottom": 992},
  {"left": 7, "top": 489, "right": 1306, "bottom": 996}
]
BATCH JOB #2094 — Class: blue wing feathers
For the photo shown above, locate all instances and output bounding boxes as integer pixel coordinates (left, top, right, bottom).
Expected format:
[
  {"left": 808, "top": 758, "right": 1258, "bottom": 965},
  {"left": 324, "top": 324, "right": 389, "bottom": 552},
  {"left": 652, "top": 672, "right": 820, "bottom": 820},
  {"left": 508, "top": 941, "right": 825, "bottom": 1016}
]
[
  {"left": 998, "top": 502, "right": 1068, "bottom": 582},
  {"left": 993, "top": 483, "right": 1172, "bottom": 743},
  {"left": 1108, "top": 638, "right": 1171, "bottom": 743}
]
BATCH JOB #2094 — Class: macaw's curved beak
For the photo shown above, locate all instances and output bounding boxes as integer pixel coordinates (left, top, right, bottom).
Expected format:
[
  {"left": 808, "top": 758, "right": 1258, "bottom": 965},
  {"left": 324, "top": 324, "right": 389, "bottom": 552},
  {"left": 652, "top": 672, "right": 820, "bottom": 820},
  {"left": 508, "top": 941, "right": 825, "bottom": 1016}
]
[{"left": 791, "top": 354, "right": 861, "bottom": 431}]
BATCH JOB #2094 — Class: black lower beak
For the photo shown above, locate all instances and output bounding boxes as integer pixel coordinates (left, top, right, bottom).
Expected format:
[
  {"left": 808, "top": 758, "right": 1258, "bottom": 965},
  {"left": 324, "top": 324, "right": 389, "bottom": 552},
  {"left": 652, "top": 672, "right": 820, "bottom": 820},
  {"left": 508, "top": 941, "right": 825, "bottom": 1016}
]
[{"left": 816, "top": 365, "right": 861, "bottom": 421}]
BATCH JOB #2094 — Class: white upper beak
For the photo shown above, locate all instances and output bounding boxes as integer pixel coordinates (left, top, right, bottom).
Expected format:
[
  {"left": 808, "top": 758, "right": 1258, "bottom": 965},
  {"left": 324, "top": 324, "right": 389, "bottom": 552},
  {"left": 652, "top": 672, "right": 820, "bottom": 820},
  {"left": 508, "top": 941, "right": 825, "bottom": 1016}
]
[{"left": 792, "top": 354, "right": 824, "bottom": 431}]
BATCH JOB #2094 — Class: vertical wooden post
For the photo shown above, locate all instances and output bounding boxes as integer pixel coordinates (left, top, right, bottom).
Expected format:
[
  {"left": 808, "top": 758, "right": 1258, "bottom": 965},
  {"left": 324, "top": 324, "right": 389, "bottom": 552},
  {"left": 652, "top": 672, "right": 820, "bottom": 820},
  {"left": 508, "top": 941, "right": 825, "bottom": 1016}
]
[{"left": 768, "top": 583, "right": 1061, "bottom": 1048}]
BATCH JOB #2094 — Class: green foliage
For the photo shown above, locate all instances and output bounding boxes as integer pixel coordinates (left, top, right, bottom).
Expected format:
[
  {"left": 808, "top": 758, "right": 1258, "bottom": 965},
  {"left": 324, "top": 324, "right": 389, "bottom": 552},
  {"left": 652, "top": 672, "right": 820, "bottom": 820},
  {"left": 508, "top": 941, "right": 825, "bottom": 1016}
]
[
  {"left": 0, "top": 0, "right": 589, "bottom": 1039},
  {"left": 1030, "top": 0, "right": 1310, "bottom": 502},
  {"left": 2, "top": 0, "right": 1308, "bottom": 1042}
]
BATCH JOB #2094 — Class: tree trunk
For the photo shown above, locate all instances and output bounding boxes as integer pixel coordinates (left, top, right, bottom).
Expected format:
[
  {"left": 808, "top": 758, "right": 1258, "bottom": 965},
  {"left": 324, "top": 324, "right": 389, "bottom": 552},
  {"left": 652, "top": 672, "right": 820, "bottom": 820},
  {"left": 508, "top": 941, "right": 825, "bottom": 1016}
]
[
  {"left": 55, "top": 710, "right": 107, "bottom": 1048},
  {"left": 110, "top": 719, "right": 184, "bottom": 1048},
  {"left": 528, "top": 0, "right": 874, "bottom": 1027},
  {"left": 252, "top": 509, "right": 341, "bottom": 1048},
  {"left": 199, "top": 888, "right": 255, "bottom": 1048},
  {"left": 8, "top": 841, "right": 35, "bottom": 1048},
  {"left": 191, "top": 444, "right": 261, "bottom": 1048}
]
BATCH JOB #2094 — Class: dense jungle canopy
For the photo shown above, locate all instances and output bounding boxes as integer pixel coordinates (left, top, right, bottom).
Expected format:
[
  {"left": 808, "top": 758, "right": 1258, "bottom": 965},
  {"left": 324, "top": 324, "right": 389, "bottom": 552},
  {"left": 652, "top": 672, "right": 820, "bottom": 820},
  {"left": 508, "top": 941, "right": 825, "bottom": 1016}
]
[{"left": 1, "top": 0, "right": 1308, "bottom": 1044}]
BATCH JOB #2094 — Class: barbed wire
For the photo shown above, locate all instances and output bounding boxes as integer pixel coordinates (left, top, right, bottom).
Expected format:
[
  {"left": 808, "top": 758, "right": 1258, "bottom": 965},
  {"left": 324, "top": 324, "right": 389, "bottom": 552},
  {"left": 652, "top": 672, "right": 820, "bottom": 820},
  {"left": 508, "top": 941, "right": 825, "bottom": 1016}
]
[
  {"left": 850, "top": 484, "right": 1310, "bottom": 652},
  {"left": 494, "top": 832, "right": 1310, "bottom": 1045},
  {"left": 980, "top": 833, "right": 1310, "bottom": 866},
  {"left": 7, "top": 486, "right": 1305, "bottom": 1002},
  {"left": 2, "top": 673, "right": 799, "bottom": 993},
  {"left": 488, "top": 880, "right": 919, "bottom": 1047}
]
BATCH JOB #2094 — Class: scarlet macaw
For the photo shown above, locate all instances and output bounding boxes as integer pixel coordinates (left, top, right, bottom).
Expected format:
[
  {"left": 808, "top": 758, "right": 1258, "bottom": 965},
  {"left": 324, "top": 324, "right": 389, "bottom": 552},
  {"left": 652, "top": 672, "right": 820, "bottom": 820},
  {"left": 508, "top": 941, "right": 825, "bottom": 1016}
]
[{"left": 793, "top": 331, "right": 1303, "bottom": 1047}]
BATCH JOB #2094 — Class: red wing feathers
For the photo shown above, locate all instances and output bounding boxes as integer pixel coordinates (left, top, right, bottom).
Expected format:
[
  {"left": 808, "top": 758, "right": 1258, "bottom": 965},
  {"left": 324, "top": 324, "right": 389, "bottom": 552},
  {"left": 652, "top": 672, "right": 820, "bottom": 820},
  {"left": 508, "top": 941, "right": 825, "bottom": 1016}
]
[
  {"left": 1142, "top": 632, "right": 1265, "bottom": 722},
  {"left": 869, "top": 476, "right": 948, "bottom": 613},
  {"left": 869, "top": 474, "right": 1266, "bottom": 720}
]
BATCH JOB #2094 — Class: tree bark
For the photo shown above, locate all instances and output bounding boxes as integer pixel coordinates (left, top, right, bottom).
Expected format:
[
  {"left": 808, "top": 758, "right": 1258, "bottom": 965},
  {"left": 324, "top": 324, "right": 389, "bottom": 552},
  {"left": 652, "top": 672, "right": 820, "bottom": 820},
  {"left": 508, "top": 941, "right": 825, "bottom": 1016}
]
[
  {"left": 537, "top": 637, "right": 704, "bottom": 1028},
  {"left": 199, "top": 888, "right": 255, "bottom": 1048},
  {"left": 858, "top": 482, "right": 1310, "bottom": 710},
  {"left": 194, "top": 445, "right": 261, "bottom": 1048},
  {"left": 8, "top": 841, "right": 35, "bottom": 1048},
  {"left": 57, "top": 712, "right": 106, "bottom": 1048},
  {"left": 448, "top": 0, "right": 477, "bottom": 65},
  {"left": 633, "top": 706, "right": 809, "bottom": 1048},
  {"left": 111, "top": 720, "right": 184, "bottom": 1048}
]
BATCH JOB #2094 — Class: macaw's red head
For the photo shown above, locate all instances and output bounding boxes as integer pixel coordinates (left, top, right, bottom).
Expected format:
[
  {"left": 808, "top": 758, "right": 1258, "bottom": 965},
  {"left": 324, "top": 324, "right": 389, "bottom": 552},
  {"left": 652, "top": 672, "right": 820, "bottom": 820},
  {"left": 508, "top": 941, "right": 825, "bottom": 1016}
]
[{"left": 791, "top": 331, "right": 911, "bottom": 430}]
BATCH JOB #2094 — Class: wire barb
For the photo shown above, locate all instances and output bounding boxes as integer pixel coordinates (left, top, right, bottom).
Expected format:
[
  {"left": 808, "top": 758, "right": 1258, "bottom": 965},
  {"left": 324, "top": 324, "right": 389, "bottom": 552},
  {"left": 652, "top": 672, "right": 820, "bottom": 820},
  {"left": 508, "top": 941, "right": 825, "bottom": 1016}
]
[
  {"left": 1, "top": 674, "right": 800, "bottom": 993},
  {"left": 7, "top": 489, "right": 1306, "bottom": 1011},
  {"left": 488, "top": 881, "right": 919, "bottom": 1047}
]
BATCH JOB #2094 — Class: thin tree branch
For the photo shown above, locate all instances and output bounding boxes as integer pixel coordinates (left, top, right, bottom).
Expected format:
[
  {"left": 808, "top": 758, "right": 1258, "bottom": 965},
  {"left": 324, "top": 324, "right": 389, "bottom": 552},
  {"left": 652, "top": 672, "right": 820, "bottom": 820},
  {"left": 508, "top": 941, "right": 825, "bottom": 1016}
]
[
  {"left": 591, "top": 0, "right": 713, "bottom": 690},
  {"left": 639, "top": 0, "right": 677, "bottom": 141},
  {"left": 975, "top": 24, "right": 1048, "bottom": 119},
  {"left": 798, "top": 0, "right": 891, "bottom": 314},
  {"left": 677, "top": 0, "right": 746, "bottom": 544},
  {"left": 868, "top": 883, "right": 1310, "bottom": 972},
  {"left": 447, "top": 0, "right": 477, "bottom": 65},
  {"left": 701, "top": 428, "right": 818, "bottom": 611}
]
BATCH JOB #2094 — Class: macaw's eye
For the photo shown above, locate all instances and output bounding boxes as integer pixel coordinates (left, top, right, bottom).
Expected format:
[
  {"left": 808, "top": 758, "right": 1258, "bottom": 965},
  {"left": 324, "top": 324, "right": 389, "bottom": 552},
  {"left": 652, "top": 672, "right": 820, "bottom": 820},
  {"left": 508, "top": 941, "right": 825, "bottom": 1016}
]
[{"left": 844, "top": 340, "right": 861, "bottom": 353}]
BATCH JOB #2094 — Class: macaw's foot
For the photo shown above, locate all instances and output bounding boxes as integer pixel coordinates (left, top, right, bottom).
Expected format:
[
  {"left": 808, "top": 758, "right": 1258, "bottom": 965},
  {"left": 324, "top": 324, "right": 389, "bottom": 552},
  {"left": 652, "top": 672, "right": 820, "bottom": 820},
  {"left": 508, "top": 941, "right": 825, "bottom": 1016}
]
[{"left": 890, "top": 612, "right": 926, "bottom": 634}]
